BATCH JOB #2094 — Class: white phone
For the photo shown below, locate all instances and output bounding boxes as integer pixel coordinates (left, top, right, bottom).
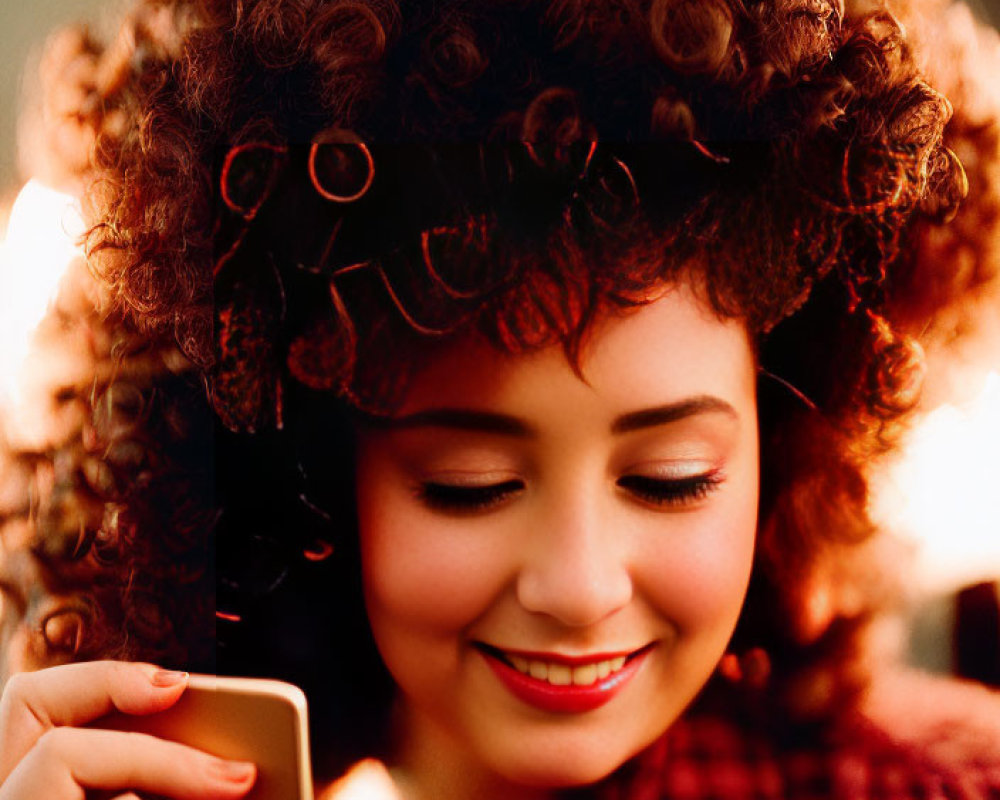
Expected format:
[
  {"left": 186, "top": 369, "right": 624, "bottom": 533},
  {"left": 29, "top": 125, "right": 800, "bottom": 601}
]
[{"left": 92, "top": 674, "right": 314, "bottom": 800}]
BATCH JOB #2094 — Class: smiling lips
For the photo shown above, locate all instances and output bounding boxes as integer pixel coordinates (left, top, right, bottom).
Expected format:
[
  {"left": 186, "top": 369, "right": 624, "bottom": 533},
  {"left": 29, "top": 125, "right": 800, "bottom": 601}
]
[
  {"left": 508, "top": 653, "right": 628, "bottom": 686},
  {"left": 478, "top": 644, "right": 653, "bottom": 714}
]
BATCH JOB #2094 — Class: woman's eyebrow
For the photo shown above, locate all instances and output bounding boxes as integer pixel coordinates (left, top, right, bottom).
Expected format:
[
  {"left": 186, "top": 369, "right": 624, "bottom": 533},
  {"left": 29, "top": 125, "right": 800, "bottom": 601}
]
[
  {"left": 371, "top": 408, "right": 534, "bottom": 436},
  {"left": 367, "top": 395, "right": 736, "bottom": 436},
  {"left": 611, "top": 396, "right": 738, "bottom": 434}
]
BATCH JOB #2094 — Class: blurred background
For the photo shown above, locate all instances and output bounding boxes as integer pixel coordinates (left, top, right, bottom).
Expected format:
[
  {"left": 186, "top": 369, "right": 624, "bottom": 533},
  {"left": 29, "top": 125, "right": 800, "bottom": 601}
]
[
  {"left": 0, "top": 0, "right": 997, "bottom": 688},
  {"left": 0, "top": 0, "right": 127, "bottom": 195}
]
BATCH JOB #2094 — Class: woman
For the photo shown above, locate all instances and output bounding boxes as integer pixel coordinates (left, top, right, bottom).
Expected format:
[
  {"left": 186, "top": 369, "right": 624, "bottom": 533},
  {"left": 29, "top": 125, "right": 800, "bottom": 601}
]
[{"left": 1, "top": 0, "right": 997, "bottom": 797}]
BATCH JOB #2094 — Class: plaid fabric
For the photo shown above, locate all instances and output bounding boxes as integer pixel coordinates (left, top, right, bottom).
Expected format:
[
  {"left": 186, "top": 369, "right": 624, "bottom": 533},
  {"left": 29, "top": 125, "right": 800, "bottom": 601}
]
[{"left": 599, "top": 713, "right": 1000, "bottom": 800}]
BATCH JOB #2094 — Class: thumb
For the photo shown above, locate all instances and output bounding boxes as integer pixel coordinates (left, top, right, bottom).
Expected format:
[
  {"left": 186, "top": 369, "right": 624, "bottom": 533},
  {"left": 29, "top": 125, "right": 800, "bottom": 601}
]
[{"left": 318, "top": 760, "right": 401, "bottom": 800}]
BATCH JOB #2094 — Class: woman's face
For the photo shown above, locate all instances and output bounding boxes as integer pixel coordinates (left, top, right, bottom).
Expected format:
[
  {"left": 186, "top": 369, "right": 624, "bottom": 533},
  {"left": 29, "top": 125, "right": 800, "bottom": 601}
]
[{"left": 355, "top": 281, "right": 759, "bottom": 791}]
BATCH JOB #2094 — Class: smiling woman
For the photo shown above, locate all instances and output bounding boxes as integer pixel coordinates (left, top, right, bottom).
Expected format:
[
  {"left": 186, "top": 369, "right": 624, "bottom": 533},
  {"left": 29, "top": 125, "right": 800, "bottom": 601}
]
[
  {"left": 356, "top": 285, "right": 759, "bottom": 794},
  {"left": 2, "top": 0, "right": 1000, "bottom": 799}
]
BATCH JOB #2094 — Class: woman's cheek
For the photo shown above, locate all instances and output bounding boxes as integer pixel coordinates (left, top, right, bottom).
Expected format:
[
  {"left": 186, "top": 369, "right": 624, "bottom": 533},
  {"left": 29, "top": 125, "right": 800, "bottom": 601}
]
[
  {"left": 359, "top": 483, "right": 510, "bottom": 634},
  {"left": 635, "top": 475, "right": 757, "bottom": 635}
]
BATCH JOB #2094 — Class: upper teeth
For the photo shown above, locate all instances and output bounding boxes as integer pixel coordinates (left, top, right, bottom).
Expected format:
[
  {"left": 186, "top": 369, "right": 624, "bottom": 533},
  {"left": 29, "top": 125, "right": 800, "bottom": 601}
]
[{"left": 507, "top": 654, "right": 627, "bottom": 686}]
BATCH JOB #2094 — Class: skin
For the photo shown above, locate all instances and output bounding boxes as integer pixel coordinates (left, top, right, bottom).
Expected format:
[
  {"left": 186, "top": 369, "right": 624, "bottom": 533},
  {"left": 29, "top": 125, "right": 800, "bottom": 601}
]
[
  {"left": 355, "top": 281, "right": 760, "bottom": 800},
  {"left": 0, "top": 661, "right": 256, "bottom": 799}
]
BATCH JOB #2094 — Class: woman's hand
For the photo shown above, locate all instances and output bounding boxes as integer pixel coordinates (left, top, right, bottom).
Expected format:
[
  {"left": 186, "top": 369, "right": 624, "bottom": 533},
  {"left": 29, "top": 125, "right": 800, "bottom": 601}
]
[
  {"left": 318, "top": 760, "right": 402, "bottom": 800},
  {"left": 0, "top": 660, "right": 256, "bottom": 799}
]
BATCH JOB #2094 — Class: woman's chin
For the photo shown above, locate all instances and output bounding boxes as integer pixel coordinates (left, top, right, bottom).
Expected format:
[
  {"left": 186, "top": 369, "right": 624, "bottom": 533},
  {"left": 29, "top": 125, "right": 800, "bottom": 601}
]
[
  {"left": 496, "top": 759, "right": 622, "bottom": 791},
  {"left": 477, "top": 729, "right": 651, "bottom": 791}
]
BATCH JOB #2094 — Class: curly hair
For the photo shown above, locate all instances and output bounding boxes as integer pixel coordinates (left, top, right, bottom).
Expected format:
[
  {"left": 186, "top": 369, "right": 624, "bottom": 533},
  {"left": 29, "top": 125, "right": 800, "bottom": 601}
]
[
  {"left": 23, "top": 0, "right": 982, "bottom": 771},
  {"left": 889, "top": 0, "right": 1000, "bottom": 353},
  {"left": 0, "top": 259, "right": 215, "bottom": 684}
]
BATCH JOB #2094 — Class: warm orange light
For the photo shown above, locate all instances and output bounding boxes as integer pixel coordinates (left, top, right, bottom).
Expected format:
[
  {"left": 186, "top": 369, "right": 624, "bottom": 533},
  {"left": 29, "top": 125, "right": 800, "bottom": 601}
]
[
  {"left": 318, "top": 760, "right": 401, "bottom": 800},
  {"left": 870, "top": 370, "right": 1000, "bottom": 593},
  {"left": 0, "top": 180, "right": 84, "bottom": 407}
]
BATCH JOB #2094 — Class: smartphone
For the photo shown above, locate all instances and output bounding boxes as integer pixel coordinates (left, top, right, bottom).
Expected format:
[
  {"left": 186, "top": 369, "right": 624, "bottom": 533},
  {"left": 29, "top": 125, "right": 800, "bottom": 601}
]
[{"left": 91, "top": 674, "right": 314, "bottom": 800}]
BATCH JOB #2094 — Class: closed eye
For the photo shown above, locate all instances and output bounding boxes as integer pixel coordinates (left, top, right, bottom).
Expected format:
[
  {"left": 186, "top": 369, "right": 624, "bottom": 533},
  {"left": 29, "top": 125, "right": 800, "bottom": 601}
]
[
  {"left": 617, "top": 472, "right": 723, "bottom": 508},
  {"left": 418, "top": 479, "right": 525, "bottom": 513}
]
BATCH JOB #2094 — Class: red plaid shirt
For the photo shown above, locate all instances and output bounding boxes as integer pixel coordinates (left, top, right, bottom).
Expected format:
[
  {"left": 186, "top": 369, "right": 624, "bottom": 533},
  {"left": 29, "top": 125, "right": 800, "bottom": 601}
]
[{"left": 597, "top": 712, "right": 1000, "bottom": 800}]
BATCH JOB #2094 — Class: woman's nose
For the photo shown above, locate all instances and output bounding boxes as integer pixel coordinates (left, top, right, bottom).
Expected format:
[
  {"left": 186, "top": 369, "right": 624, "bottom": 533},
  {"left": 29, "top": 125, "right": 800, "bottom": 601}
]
[{"left": 515, "top": 488, "right": 633, "bottom": 627}]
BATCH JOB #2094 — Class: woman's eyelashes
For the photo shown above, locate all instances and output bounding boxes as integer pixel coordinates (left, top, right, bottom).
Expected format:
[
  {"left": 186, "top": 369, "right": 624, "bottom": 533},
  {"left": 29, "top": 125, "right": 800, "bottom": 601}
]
[
  {"left": 415, "top": 470, "right": 724, "bottom": 513},
  {"left": 616, "top": 471, "right": 724, "bottom": 508},
  {"left": 417, "top": 478, "right": 525, "bottom": 512}
]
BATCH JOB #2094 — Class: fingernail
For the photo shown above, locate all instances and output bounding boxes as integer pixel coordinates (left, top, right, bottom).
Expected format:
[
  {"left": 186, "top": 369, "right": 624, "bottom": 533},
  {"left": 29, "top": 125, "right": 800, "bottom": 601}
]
[
  {"left": 151, "top": 669, "right": 189, "bottom": 687},
  {"left": 209, "top": 759, "right": 256, "bottom": 783}
]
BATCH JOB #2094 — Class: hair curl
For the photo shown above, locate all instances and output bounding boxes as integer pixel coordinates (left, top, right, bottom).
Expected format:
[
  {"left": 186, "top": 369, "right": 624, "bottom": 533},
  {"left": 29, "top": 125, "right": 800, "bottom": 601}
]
[
  {"left": 889, "top": 0, "right": 1000, "bottom": 333},
  {"left": 25, "top": 0, "right": 982, "bottom": 770},
  {"left": 0, "top": 259, "right": 215, "bottom": 684}
]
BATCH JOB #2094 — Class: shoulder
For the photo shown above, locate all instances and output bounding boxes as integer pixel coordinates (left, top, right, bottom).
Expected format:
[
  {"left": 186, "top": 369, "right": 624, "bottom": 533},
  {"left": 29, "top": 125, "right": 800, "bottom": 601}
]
[{"left": 603, "top": 673, "right": 1000, "bottom": 800}]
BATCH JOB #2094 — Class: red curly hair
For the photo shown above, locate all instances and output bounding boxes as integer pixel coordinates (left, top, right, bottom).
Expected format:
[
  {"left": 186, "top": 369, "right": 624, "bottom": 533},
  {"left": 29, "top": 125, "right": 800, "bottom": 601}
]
[
  {"left": 20, "top": 0, "right": 994, "bottom": 768},
  {"left": 0, "top": 259, "right": 215, "bottom": 681}
]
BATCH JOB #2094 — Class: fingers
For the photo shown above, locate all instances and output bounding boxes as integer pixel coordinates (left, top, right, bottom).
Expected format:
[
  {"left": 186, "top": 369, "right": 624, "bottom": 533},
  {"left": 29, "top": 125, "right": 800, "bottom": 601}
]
[
  {"left": 0, "top": 661, "right": 187, "bottom": 784},
  {"left": 319, "top": 760, "right": 401, "bottom": 800},
  {"left": 0, "top": 727, "right": 254, "bottom": 800}
]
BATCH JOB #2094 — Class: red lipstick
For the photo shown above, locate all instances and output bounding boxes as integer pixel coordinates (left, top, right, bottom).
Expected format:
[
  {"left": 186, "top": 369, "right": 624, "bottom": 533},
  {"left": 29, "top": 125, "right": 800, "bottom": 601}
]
[{"left": 478, "top": 645, "right": 651, "bottom": 714}]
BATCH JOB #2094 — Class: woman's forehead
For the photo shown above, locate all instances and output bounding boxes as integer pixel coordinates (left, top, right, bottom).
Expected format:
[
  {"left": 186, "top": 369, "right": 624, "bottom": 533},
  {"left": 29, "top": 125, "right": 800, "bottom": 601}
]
[{"left": 394, "top": 281, "right": 755, "bottom": 418}]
